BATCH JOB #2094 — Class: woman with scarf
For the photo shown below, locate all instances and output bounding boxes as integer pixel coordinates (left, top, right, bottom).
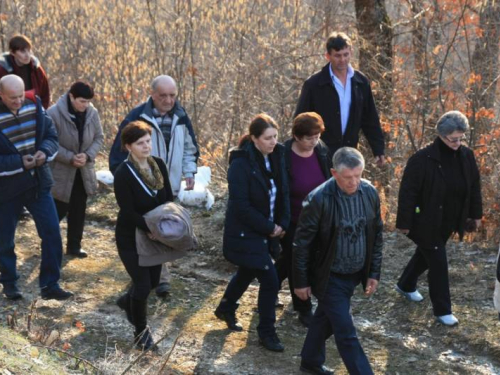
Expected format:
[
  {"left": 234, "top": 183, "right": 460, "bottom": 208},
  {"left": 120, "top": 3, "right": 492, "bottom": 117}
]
[
  {"left": 114, "top": 121, "right": 173, "bottom": 351},
  {"left": 396, "top": 111, "right": 482, "bottom": 326},
  {"left": 48, "top": 80, "right": 103, "bottom": 258},
  {"left": 214, "top": 113, "right": 290, "bottom": 352}
]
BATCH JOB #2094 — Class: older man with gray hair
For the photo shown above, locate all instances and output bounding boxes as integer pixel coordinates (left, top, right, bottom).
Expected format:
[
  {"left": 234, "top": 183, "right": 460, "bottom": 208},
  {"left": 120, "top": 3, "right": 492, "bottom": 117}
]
[
  {"left": 293, "top": 147, "right": 383, "bottom": 375},
  {"left": 396, "top": 110, "right": 482, "bottom": 327},
  {"left": 109, "top": 75, "right": 199, "bottom": 297}
]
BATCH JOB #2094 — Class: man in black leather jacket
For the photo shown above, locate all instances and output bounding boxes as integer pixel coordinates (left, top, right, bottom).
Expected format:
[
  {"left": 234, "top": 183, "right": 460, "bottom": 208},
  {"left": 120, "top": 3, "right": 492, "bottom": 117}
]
[{"left": 293, "top": 147, "right": 383, "bottom": 375}]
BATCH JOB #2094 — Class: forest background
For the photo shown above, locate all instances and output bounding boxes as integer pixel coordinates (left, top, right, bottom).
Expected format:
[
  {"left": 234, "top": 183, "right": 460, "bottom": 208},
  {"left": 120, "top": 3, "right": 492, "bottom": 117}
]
[{"left": 1, "top": 0, "right": 499, "bottom": 243}]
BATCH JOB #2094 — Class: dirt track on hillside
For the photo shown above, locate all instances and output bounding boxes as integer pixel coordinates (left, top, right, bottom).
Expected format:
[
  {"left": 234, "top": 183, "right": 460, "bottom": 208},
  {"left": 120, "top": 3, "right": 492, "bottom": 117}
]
[{"left": 2, "top": 186, "right": 500, "bottom": 374}]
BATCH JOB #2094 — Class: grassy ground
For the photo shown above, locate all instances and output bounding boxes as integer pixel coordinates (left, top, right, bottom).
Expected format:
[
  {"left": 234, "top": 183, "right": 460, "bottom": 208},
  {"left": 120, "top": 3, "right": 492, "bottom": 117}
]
[{"left": 1, "top": 182, "right": 500, "bottom": 374}]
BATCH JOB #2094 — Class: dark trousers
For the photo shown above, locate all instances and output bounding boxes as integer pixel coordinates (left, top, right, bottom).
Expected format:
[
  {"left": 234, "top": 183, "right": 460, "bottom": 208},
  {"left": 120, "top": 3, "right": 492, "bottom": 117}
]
[
  {"left": 0, "top": 188, "right": 62, "bottom": 289},
  {"left": 54, "top": 170, "right": 88, "bottom": 252},
  {"left": 117, "top": 247, "right": 161, "bottom": 301},
  {"left": 218, "top": 256, "right": 279, "bottom": 338},
  {"left": 276, "top": 222, "right": 312, "bottom": 312},
  {"left": 301, "top": 273, "right": 373, "bottom": 375},
  {"left": 397, "top": 233, "right": 453, "bottom": 316}
]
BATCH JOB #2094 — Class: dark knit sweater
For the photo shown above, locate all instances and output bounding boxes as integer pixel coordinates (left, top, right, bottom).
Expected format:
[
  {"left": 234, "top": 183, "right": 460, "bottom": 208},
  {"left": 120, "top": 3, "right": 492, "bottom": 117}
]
[
  {"left": 438, "top": 138, "right": 466, "bottom": 234},
  {"left": 331, "top": 186, "right": 367, "bottom": 274}
]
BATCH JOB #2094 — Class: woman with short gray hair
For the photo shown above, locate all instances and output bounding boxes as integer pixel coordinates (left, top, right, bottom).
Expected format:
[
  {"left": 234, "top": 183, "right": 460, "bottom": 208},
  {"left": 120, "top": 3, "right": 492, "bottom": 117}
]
[{"left": 395, "top": 110, "right": 483, "bottom": 326}]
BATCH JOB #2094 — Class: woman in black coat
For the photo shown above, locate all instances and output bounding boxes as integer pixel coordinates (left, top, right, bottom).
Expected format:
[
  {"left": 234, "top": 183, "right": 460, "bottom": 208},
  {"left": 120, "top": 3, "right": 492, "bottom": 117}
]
[
  {"left": 275, "top": 112, "right": 331, "bottom": 327},
  {"left": 395, "top": 111, "right": 482, "bottom": 326},
  {"left": 114, "top": 121, "right": 173, "bottom": 351},
  {"left": 215, "top": 113, "right": 290, "bottom": 352}
]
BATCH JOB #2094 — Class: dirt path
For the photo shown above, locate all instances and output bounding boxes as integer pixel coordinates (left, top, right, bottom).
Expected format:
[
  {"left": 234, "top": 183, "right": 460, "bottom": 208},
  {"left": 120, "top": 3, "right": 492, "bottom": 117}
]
[{"left": 1, "top": 188, "right": 500, "bottom": 374}]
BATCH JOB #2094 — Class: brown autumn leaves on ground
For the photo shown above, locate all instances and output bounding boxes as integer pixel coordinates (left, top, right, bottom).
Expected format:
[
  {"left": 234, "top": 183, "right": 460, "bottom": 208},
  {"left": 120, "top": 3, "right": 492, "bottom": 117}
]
[{"left": 1, "top": 176, "right": 500, "bottom": 374}]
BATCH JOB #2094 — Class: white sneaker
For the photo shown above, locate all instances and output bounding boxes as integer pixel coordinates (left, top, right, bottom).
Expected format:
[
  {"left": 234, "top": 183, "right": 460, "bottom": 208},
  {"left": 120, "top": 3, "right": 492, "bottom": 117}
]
[
  {"left": 436, "top": 314, "right": 458, "bottom": 326},
  {"left": 395, "top": 285, "right": 424, "bottom": 302}
]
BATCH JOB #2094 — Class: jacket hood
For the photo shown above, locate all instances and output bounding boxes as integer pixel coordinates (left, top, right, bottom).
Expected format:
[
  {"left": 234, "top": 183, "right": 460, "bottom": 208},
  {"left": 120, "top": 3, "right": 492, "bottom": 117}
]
[
  {"left": 143, "top": 97, "right": 187, "bottom": 119},
  {"left": 51, "top": 92, "right": 98, "bottom": 124},
  {"left": 0, "top": 52, "right": 41, "bottom": 72}
]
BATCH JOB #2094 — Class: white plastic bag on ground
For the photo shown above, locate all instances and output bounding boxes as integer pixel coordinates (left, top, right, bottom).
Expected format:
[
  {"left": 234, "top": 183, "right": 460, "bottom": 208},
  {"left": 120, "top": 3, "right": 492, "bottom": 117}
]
[
  {"left": 96, "top": 170, "right": 114, "bottom": 185},
  {"left": 178, "top": 166, "right": 215, "bottom": 210}
]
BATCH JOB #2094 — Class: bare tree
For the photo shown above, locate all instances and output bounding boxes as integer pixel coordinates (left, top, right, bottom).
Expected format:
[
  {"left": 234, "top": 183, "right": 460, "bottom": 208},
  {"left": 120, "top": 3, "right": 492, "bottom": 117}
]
[
  {"left": 468, "top": 0, "right": 500, "bottom": 140},
  {"left": 354, "top": 0, "right": 394, "bottom": 110}
]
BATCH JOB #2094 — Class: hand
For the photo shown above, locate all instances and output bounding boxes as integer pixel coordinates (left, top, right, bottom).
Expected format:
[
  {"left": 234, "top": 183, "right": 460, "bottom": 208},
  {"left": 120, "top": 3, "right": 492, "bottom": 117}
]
[
  {"left": 269, "top": 225, "right": 283, "bottom": 238},
  {"left": 475, "top": 219, "right": 481, "bottom": 229},
  {"left": 279, "top": 230, "right": 286, "bottom": 239},
  {"left": 33, "top": 150, "right": 46, "bottom": 167},
  {"left": 374, "top": 155, "right": 386, "bottom": 167},
  {"left": 22, "top": 154, "right": 36, "bottom": 170},
  {"left": 364, "top": 278, "right": 379, "bottom": 296},
  {"left": 72, "top": 153, "right": 87, "bottom": 168},
  {"left": 294, "top": 287, "right": 311, "bottom": 301},
  {"left": 398, "top": 228, "right": 410, "bottom": 235},
  {"left": 185, "top": 177, "right": 195, "bottom": 190}
]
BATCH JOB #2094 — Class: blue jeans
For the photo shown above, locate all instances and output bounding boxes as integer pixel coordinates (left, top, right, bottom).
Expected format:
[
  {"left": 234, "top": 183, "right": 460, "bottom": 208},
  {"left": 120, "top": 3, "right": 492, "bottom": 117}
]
[
  {"left": 0, "top": 188, "right": 62, "bottom": 289},
  {"left": 301, "top": 273, "right": 373, "bottom": 375},
  {"left": 219, "top": 256, "right": 279, "bottom": 338}
]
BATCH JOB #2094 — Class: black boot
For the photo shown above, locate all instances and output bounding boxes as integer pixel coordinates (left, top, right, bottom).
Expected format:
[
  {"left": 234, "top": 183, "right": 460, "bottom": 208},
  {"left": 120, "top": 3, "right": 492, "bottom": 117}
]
[
  {"left": 116, "top": 292, "right": 133, "bottom": 324},
  {"left": 130, "top": 298, "right": 157, "bottom": 352},
  {"left": 214, "top": 299, "right": 242, "bottom": 331}
]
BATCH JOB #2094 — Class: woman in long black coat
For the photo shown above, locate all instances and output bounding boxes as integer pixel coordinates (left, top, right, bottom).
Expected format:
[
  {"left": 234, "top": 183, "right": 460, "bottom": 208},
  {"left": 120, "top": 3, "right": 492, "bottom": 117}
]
[
  {"left": 395, "top": 111, "right": 482, "bottom": 326},
  {"left": 114, "top": 120, "right": 173, "bottom": 351},
  {"left": 214, "top": 113, "right": 290, "bottom": 352}
]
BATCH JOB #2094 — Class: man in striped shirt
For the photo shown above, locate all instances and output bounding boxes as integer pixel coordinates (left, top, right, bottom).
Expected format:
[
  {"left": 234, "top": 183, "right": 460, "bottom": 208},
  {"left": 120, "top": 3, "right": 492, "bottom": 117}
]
[{"left": 0, "top": 75, "right": 73, "bottom": 301}]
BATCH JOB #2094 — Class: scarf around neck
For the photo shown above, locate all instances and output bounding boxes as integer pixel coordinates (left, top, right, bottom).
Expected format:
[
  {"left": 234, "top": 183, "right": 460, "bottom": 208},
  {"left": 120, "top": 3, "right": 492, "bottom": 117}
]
[{"left": 128, "top": 155, "right": 164, "bottom": 191}]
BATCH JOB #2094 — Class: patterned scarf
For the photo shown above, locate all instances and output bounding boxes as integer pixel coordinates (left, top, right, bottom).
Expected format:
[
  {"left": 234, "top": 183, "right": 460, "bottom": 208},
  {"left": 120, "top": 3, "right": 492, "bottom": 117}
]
[{"left": 128, "top": 155, "right": 164, "bottom": 190}]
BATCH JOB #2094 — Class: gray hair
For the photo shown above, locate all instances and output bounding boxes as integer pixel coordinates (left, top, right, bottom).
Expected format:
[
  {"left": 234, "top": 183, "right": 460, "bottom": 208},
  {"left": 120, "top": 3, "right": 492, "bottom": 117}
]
[
  {"left": 151, "top": 75, "right": 176, "bottom": 91},
  {"left": 332, "top": 147, "right": 365, "bottom": 171},
  {"left": 436, "top": 111, "right": 469, "bottom": 136}
]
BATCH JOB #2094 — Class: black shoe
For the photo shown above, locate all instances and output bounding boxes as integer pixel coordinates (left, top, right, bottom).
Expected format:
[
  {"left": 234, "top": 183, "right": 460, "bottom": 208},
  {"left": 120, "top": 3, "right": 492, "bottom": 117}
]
[
  {"left": 67, "top": 249, "right": 88, "bottom": 258},
  {"left": 117, "top": 293, "right": 133, "bottom": 324},
  {"left": 298, "top": 310, "right": 313, "bottom": 327},
  {"left": 155, "top": 282, "right": 170, "bottom": 298},
  {"left": 41, "top": 286, "right": 74, "bottom": 300},
  {"left": 214, "top": 309, "right": 243, "bottom": 331},
  {"left": 259, "top": 334, "right": 284, "bottom": 352},
  {"left": 134, "top": 327, "right": 157, "bottom": 352},
  {"left": 300, "top": 361, "right": 334, "bottom": 374},
  {"left": 3, "top": 283, "right": 22, "bottom": 300}
]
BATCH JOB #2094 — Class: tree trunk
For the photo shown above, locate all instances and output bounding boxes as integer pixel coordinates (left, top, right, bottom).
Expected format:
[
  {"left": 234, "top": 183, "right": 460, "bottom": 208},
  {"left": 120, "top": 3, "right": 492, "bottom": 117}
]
[
  {"left": 354, "top": 0, "right": 393, "bottom": 111},
  {"left": 468, "top": 0, "right": 500, "bottom": 140}
]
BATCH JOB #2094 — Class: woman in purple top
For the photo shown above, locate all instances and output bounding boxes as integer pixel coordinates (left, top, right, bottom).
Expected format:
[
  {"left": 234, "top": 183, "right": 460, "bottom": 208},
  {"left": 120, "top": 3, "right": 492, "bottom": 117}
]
[{"left": 276, "top": 112, "right": 332, "bottom": 327}]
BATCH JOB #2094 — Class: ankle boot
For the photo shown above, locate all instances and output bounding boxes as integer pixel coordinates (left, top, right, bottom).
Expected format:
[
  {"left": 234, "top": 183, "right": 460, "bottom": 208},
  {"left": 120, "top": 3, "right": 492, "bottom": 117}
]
[
  {"left": 116, "top": 292, "right": 133, "bottom": 324},
  {"left": 130, "top": 297, "right": 156, "bottom": 351}
]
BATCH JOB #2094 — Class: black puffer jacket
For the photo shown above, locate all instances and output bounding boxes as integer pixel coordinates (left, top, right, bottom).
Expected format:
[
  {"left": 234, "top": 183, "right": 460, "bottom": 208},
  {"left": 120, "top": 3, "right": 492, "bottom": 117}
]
[
  {"left": 396, "top": 138, "right": 482, "bottom": 249},
  {"left": 223, "top": 141, "right": 290, "bottom": 270},
  {"left": 292, "top": 178, "right": 383, "bottom": 299}
]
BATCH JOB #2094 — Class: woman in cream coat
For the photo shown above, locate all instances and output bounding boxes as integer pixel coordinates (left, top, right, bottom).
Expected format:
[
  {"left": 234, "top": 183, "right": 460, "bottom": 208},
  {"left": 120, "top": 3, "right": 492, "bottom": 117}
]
[{"left": 47, "top": 80, "right": 103, "bottom": 258}]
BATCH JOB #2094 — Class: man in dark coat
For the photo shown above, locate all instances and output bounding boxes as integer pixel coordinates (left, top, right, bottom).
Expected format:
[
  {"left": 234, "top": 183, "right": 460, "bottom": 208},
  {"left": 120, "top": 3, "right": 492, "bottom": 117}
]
[
  {"left": 295, "top": 32, "right": 385, "bottom": 166},
  {"left": 293, "top": 147, "right": 383, "bottom": 375},
  {"left": 0, "top": 75, "right": 72, "bottom": 301},
  {"left": 395, "top": 111, "right": 482, "bottom": 327}
]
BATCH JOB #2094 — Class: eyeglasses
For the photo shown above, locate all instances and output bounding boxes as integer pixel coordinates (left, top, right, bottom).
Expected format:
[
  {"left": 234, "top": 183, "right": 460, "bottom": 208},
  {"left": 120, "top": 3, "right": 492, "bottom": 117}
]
[{"left": 444, "top": 135, "right": 467, "bottom": 144}]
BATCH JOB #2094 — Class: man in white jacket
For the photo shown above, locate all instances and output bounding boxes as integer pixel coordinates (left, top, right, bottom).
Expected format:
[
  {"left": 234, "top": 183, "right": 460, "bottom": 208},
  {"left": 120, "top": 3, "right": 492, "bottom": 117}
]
[{"left": 109, "top": 75, "right": 199, "bottom": 297}]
